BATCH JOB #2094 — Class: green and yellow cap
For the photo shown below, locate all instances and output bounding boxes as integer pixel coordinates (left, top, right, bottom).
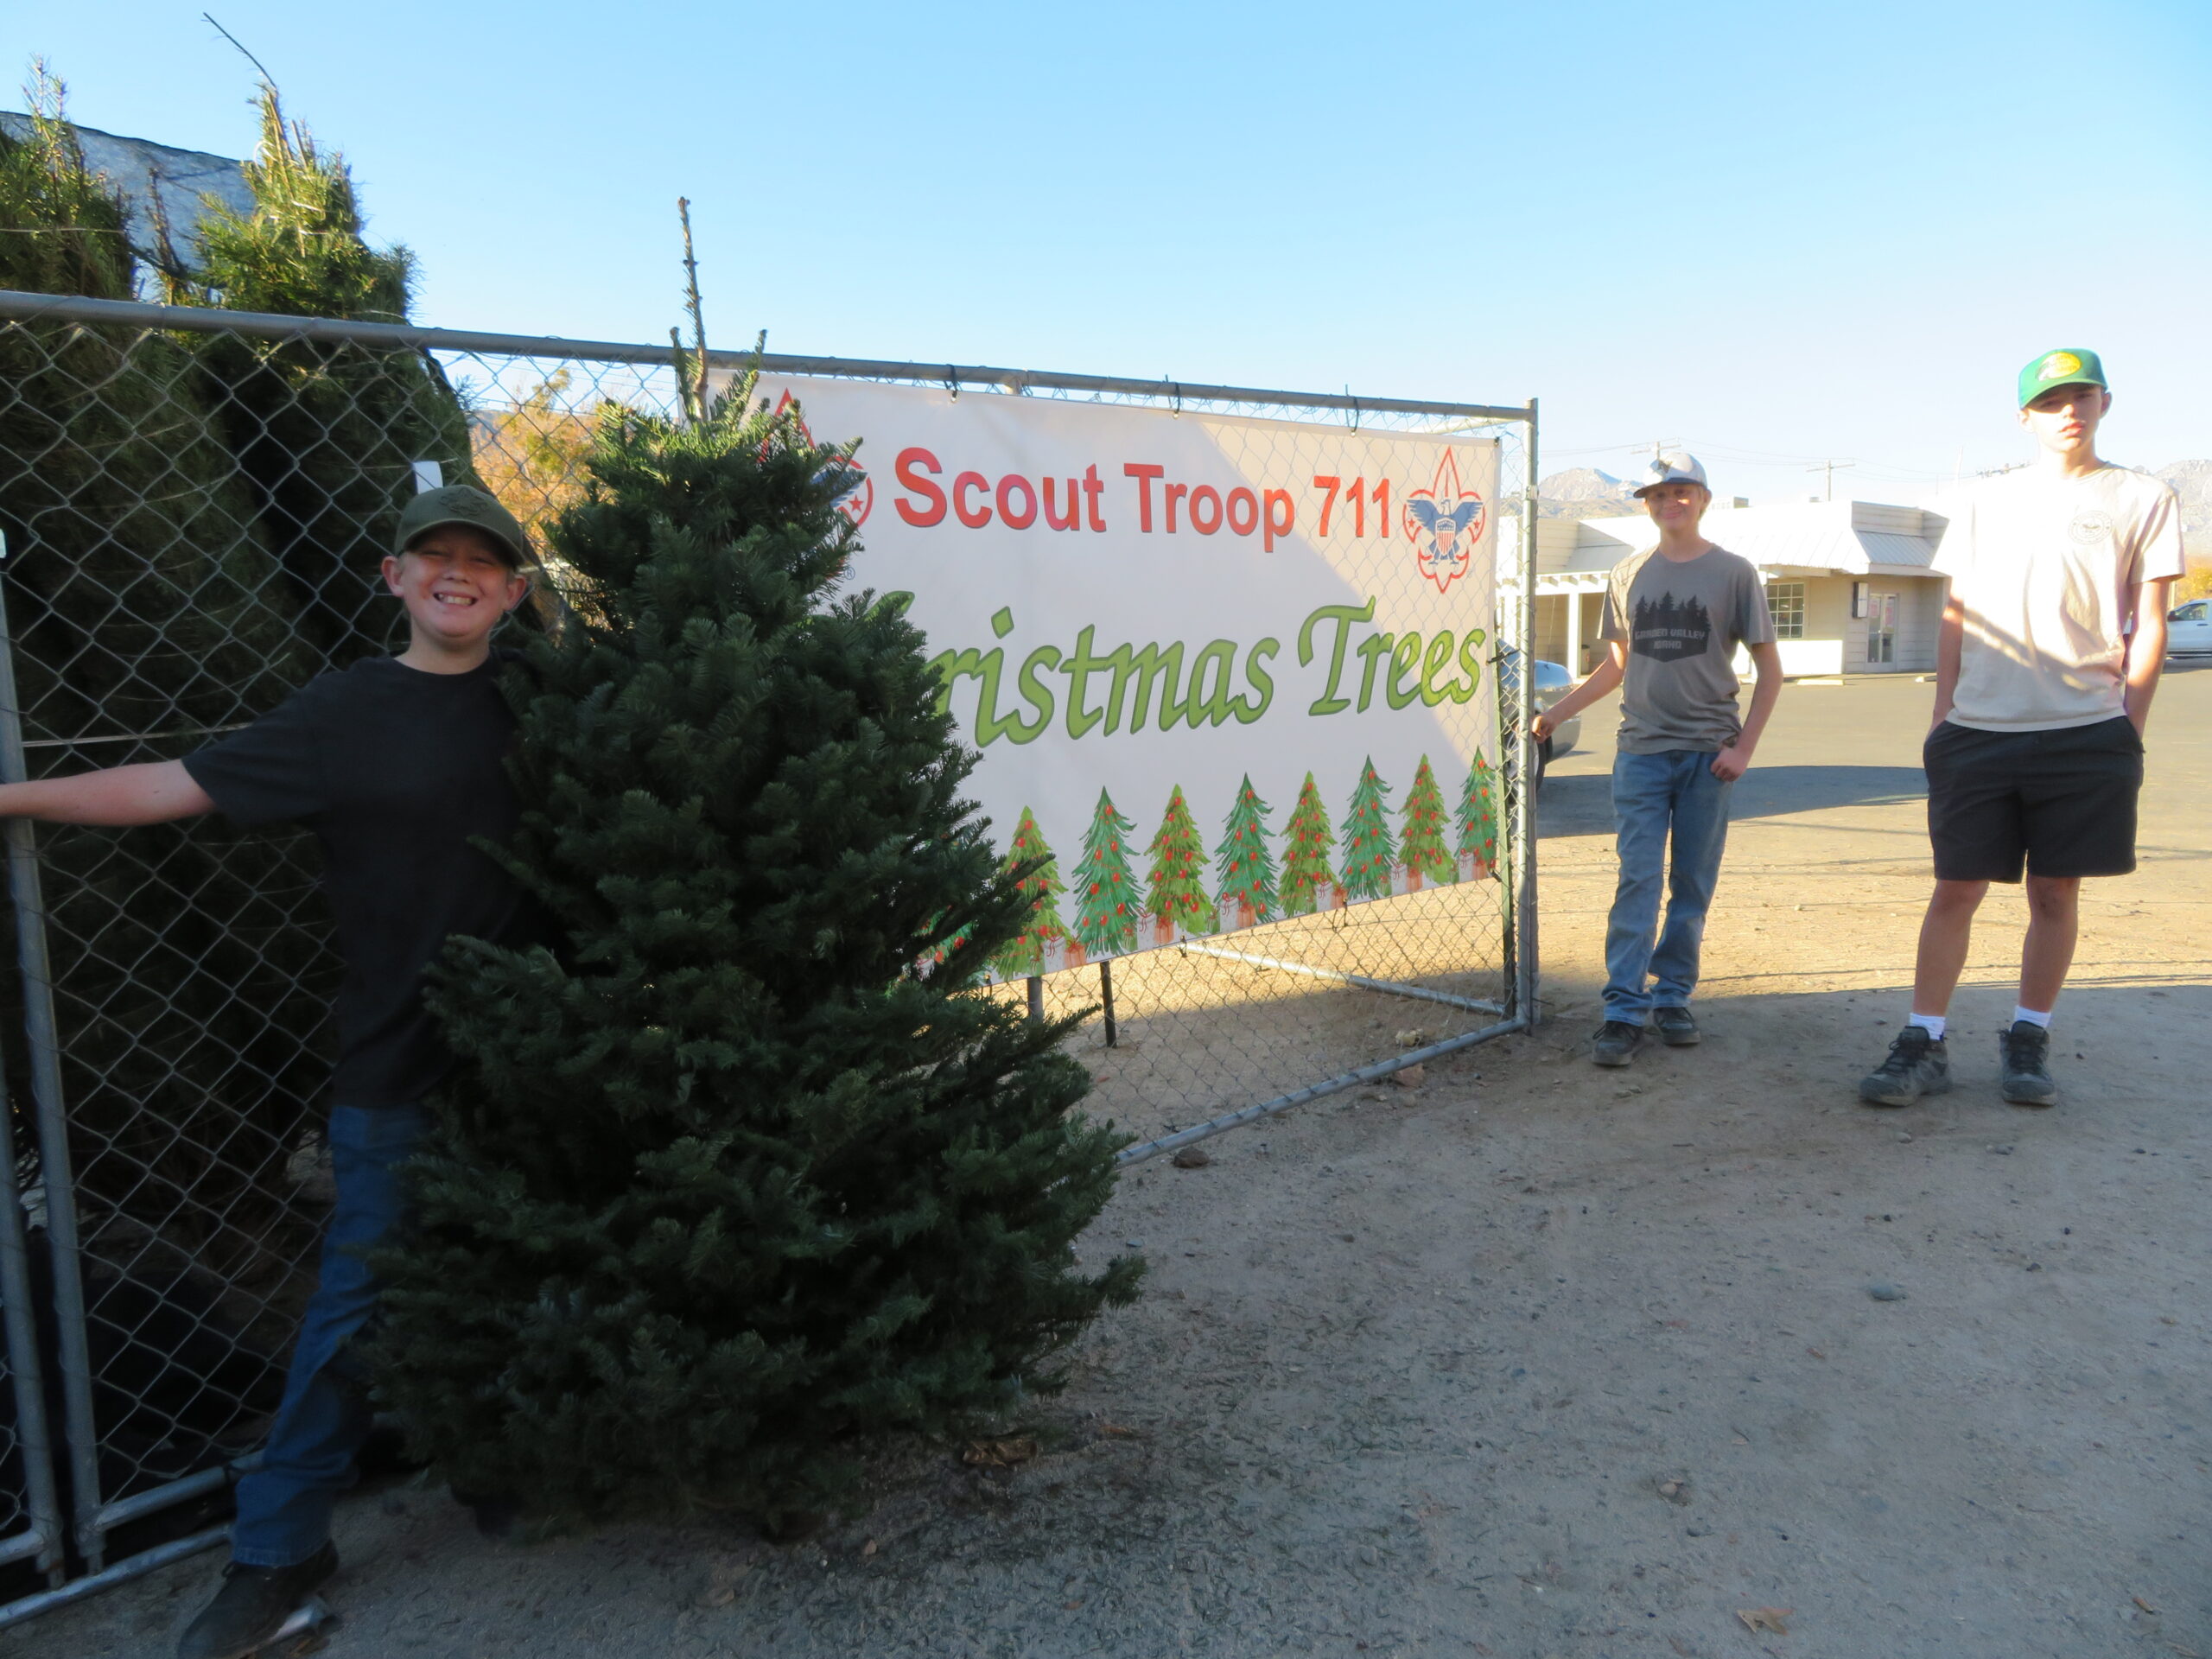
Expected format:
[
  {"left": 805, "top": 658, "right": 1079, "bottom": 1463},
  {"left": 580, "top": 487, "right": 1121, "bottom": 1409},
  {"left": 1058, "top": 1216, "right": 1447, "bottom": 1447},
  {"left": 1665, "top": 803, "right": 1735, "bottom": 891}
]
[{"left": 2017, "top": 348, "right": 2107, "bottom": 409}]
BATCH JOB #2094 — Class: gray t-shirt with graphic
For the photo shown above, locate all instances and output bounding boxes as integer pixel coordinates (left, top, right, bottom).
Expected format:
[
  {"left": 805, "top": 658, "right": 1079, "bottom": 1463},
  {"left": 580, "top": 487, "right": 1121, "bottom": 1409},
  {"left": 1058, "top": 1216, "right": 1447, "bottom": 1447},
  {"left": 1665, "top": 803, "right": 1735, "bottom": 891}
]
[{"left": 1598, "top": 545, "right": 1773, "bottom": 754}]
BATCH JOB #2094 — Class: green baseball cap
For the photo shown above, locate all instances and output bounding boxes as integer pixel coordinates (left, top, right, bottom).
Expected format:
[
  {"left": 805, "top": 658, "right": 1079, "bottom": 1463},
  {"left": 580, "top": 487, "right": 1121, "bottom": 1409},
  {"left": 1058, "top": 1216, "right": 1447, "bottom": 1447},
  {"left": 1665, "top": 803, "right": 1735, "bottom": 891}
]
[
  {"left": 2017, "top": 348, "right": 2107, "bottom": 409},
  {"left": 393, "top": 484, "right": 533, "bottom": 569}
]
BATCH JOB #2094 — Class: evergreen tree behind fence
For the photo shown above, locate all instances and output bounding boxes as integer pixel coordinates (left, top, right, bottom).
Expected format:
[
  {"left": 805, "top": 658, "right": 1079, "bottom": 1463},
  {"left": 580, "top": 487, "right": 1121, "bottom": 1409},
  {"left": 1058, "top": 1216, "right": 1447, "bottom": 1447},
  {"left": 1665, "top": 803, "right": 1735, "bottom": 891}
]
[{"left": 0, "top": 285, "right": 1537, "bottom": 1619}]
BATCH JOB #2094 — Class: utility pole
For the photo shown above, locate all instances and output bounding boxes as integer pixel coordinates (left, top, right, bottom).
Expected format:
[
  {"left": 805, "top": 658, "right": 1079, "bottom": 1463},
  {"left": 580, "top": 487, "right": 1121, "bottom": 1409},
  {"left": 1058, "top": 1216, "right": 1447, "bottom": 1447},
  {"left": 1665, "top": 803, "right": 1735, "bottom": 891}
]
[{"left": 1807, "top": 458, "right": 1855, "bottom": 501}]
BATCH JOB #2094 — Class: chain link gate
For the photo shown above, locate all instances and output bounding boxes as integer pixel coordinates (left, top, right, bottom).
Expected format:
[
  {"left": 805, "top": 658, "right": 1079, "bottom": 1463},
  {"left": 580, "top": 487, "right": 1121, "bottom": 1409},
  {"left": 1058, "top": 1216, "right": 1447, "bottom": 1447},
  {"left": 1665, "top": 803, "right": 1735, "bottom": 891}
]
[{"left": 0, "top": 286, "right": 1540, "bottom": 1625}]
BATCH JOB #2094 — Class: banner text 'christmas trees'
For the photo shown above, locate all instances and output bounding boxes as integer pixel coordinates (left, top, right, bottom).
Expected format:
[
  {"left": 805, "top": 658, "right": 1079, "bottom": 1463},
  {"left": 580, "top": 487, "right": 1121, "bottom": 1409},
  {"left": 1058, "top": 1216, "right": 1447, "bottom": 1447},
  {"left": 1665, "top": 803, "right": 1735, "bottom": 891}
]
[{"left": 925, "top": 597, "right": 1488, "bottom": 748}]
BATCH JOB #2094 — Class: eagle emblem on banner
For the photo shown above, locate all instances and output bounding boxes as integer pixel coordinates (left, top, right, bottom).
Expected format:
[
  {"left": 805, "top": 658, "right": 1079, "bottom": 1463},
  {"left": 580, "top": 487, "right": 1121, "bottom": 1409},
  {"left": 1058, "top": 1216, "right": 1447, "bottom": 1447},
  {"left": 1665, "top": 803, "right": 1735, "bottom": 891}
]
[
  {"left": 1401, "top": 451, "right": 1484, "bottom": 594},
  {"left": 772, "top": 391, "right": 874, "bottom": 526}
]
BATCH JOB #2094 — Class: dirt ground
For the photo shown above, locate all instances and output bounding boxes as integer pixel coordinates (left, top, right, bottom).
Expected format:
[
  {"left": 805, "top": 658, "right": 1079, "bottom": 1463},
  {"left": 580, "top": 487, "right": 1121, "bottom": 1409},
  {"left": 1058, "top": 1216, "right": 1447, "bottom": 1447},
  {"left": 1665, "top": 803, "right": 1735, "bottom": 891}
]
[{"left": 22, "top": 668, "right": 2210, "bottom": 1659}]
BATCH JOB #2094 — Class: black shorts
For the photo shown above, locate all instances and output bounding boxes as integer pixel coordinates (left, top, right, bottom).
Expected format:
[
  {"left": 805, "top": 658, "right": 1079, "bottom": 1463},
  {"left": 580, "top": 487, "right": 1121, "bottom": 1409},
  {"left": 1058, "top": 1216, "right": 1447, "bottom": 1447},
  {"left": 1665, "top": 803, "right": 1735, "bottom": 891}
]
[{"left": 1923, "top": 715, "right": 2142, "bottom": 883}]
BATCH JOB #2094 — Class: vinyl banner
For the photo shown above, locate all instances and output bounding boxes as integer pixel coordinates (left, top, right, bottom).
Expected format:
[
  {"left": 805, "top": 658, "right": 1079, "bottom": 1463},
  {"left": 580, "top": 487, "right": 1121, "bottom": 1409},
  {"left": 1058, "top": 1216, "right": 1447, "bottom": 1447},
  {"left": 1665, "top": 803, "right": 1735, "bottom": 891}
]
[{"left": 751, "top": 376, "right": 1502, "bottom": 976}]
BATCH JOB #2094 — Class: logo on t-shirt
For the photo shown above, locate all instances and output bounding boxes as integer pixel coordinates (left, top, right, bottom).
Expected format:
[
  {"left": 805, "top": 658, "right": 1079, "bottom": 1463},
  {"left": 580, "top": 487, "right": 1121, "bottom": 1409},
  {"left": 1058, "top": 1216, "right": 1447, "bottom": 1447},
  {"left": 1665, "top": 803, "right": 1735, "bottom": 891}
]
[
  {"left": 2067, "top": 509, "right": 2114, "bottom": 546},
  {"left": 1630, "top": 592, "right": 1713, "bottom": 662}
]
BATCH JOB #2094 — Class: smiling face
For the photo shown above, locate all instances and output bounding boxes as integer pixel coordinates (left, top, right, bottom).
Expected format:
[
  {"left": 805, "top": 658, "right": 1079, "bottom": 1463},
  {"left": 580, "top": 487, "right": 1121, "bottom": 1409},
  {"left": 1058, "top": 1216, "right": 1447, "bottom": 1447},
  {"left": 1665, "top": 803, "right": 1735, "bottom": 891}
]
[
  {"left": 1641, "top": 480, "right": 1710, "bottom": 533},
  {"left": 2018, "top": 380, "right": 2110, "bottom": 461},
  {"left": 382, "top": 525, "right": 531, "bottom": 666}
]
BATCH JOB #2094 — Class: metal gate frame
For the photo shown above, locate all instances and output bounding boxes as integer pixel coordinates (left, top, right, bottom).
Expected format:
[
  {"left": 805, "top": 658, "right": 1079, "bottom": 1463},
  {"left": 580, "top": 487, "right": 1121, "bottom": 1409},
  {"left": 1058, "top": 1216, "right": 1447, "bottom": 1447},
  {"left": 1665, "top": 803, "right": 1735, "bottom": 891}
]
[{"left": 0, "top": 285, "right": 1541, "bottom": 1627}]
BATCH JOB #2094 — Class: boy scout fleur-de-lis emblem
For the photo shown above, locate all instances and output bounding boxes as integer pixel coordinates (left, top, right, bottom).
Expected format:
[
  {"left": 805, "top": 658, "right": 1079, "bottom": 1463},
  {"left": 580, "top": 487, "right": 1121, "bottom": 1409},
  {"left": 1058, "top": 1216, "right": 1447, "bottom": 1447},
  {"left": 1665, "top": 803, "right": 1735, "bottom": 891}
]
[{"left": 1401, "top": 450, "right": 1485, "bottom": 594}]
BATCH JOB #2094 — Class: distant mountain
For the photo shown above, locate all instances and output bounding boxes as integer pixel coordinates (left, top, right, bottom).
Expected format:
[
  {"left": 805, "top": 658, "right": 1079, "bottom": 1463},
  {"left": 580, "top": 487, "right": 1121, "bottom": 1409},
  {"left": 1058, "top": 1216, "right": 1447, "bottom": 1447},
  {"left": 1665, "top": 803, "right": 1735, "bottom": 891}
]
[
  {"left": 1537, "top": 467, "right": 1642, "bottom": 520},
  {"left": 2156, "top": 461, "right": 2211, "bottom": 561}
]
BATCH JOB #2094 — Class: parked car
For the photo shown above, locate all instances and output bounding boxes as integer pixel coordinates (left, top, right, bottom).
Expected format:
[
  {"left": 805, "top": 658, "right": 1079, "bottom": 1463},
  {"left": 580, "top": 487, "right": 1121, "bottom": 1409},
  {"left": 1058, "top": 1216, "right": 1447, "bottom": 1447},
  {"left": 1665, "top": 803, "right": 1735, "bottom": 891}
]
[
  {"left": 2169, "top": 598, "right": 2212, "bottom": 658},
  {"left": 1496, "top": 647, "right": 1580, "bottom": 784}
]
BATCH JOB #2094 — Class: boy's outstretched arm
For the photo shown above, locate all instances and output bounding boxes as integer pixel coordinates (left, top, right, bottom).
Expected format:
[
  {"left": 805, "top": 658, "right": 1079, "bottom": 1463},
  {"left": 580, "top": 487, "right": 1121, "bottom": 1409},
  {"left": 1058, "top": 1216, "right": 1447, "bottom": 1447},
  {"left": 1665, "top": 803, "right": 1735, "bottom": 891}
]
[
  {"left": 1531, "top": 640, "right": 1626, "bottom": 741},
  {"left": 0, "top": 760, "right": 215, "bottom": 826}
]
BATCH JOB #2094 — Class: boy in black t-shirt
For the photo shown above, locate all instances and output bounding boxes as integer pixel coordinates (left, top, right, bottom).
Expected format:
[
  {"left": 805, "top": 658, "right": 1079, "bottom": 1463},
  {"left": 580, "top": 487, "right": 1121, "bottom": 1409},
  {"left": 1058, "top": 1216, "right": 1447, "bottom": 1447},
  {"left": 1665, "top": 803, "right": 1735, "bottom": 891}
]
[{"left": 0, "top": 486, "right": 538, "bottom": 1658}]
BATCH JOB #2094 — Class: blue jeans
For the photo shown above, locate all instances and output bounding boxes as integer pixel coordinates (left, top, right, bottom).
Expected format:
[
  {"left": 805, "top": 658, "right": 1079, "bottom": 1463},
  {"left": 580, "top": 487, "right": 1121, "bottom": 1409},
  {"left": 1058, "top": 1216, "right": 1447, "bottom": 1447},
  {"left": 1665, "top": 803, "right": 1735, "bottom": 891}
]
[
  {"left": 231, "top": 1103, "right": 425, "bottom": 1567},
  {"left": 1604, "top": 750, "right": 1734, "bottom": 1023}
]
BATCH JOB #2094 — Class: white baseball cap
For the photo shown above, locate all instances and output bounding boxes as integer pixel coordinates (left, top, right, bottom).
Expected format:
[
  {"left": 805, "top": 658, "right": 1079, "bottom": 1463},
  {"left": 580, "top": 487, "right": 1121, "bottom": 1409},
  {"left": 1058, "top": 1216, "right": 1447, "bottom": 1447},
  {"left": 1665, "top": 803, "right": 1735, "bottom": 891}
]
[{"left": 1630, "top": 452, "right": 1709, "bottom": 498}]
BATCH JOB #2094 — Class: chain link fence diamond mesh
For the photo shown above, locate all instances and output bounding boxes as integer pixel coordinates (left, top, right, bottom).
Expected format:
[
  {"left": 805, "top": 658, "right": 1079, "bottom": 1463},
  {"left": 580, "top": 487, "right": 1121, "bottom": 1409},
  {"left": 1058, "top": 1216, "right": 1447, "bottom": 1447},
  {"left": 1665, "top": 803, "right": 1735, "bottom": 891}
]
[{"left": 0, "top": 288, "right": 1537, "bottom": 1624}]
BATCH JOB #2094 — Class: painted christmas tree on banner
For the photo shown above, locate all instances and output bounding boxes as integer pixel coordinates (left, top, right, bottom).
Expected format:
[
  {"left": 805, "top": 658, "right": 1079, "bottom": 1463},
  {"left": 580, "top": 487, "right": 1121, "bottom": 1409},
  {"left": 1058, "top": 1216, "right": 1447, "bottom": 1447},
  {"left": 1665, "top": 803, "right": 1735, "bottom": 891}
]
[
  {"left": 1071, "top": 790, "right": 1139, "bottom": 958},
  {"left": 1279, "top": 772, "right": 1339, "bottom": 916},
  {"left": 1399, "top": 756, "right": 1453, "bottom": 891},
  {"left": 1144, "top": 785, "right": 1216, "bottom": 947},
  {"left": 994, "top": 807, "right": 1070, "bottom": 976},
  {"left": 1213, "top": 776, "right": 1278, "bottom": 932},
  {"left": 1457, "top": 751, "right": 1497, "bottom": 880},
  {"left": 1339, "top": 758, "right": 1395, "bottom": 902}
]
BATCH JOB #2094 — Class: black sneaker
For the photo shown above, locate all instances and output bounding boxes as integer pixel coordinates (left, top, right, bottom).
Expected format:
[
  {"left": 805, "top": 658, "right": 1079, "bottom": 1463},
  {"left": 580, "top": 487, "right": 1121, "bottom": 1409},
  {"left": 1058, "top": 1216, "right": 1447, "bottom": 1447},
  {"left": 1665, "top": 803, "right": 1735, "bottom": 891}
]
[
  {"left": 1651, "top": 1006, "right": 1700, "bottom": 1046},
  {"left": 1858, "top": 1027, "right": 1950, "bottom": 1108},
  {"left": 1999, "top": 1020, "right": 2056, "bottom": 1107},
  {"left": 1592, "top": 1020, "right": 1644, "bottom": 1067},
  {"left": 175, "top": 1541, "right": 337, "bottom": 1659}
]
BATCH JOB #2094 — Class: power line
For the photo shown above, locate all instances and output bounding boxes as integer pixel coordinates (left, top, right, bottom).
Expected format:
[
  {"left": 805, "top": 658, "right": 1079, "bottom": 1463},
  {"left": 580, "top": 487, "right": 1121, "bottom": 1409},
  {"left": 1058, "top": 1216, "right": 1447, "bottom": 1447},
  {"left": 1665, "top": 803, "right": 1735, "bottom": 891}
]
[{"left": 1806, "top": 458, "right": 1856, "bottom": 501}]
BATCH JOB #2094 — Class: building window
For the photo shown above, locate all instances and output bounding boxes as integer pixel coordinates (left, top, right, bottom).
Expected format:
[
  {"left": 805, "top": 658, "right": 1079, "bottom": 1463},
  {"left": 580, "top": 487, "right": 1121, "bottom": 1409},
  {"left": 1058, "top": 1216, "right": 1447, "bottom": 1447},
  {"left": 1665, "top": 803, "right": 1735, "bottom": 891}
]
[{"left": 1766, "top": 582, "right": 1806, "bottom": 640}]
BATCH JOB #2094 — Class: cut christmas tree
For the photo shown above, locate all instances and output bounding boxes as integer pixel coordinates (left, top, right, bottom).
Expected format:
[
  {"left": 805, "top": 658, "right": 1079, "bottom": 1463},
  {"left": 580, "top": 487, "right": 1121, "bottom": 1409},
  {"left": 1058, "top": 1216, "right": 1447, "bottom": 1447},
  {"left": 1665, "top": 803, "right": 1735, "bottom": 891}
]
[
  {"left": 1278, "top": 772, "right": 1338, "bottom": 916},
  {"left": 1338, "top": 757, "right": 1395, "bottom": 902},
  {"left": 1398, "top": 755, "right": 1453, "bottom": 891},
  {"left": 368, "top": 378, "right": 1140, "bottom": 1528},
  {"left": 1143, "top": 785, "right": 1216, "bottom": 946},
  {"left": 170, "top": 85, "right": 485, "bottom": 669},
  {"left": 1070, "top": 789, "right": 1140, "bottom": 959},
  {"left": 1457, "top": 749, "right": 1498, "bottom": 880},
  {"left": 1212, "top": 775, "right": 1278, "bottom": 932},
  {"left": 993, "top": 806, "right": 1071, "bottom": 976},
  {"left": 0, "top": 73, "right": 327, "bottom": 1261},
  {"left": 0, "top": 72, "right": 301, "bottom": 745}
]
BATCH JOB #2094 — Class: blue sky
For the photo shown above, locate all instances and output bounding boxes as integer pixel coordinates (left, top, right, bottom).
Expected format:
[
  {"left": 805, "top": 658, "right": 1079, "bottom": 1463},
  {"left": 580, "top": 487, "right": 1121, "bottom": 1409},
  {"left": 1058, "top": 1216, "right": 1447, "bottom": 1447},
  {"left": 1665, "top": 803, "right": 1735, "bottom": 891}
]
[{"left": 19, "top": 0, "right": 2210, "bottom": 503}]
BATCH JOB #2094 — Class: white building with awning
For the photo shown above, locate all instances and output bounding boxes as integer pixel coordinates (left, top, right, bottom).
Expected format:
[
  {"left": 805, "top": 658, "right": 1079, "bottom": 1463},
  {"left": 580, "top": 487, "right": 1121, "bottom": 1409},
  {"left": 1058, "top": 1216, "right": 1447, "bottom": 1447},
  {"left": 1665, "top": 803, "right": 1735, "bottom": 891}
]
[{"left": 1513, "top": 499, "right": 1948, "bottom": 678}]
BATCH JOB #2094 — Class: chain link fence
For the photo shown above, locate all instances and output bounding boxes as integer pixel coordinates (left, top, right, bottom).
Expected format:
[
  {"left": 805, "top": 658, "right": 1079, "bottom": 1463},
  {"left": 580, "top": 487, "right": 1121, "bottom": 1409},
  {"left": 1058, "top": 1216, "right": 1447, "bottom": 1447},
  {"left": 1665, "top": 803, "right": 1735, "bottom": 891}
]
[{"left": 0, "top": 287, "right": 1538, "bottom": 1624}]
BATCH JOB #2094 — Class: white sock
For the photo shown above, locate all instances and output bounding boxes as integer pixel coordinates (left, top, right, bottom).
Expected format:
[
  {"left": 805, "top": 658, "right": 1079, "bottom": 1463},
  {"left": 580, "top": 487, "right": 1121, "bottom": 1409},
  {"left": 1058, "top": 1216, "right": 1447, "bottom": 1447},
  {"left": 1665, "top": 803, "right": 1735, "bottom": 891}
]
[
  {"left": 1906, "top": 1012, "right": 1947, "bottom": 1041},
  {"left": 2012, "top": 1005, "right": 2053, "bottom": 1030}
]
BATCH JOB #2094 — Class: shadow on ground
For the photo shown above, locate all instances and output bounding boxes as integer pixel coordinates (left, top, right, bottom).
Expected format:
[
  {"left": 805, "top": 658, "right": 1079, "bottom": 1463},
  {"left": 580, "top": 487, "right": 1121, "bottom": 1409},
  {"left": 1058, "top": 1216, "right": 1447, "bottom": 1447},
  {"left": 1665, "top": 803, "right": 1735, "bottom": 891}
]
[
  {"left": 22, "top": 978, "right": 2209, "bottom": 1659},
  {"left": 1541, "top": 763, "right": 1928, "bottom": 839}
]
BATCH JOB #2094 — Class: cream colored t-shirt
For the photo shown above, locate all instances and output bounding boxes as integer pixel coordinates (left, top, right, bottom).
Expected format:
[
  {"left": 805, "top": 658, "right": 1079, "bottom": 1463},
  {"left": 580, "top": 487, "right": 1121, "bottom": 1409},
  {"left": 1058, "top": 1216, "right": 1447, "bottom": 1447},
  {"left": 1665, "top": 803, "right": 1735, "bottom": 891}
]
[{"left": 1932, "top": 465, "right": 2185, "bottom": 732}]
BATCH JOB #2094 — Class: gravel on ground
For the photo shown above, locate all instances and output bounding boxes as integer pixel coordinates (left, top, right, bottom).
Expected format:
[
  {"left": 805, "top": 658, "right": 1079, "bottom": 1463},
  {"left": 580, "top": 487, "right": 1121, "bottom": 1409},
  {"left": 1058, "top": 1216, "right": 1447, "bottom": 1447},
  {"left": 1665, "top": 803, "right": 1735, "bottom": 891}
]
[{"left": 21, "top": 667, "right": 2210, "bottom": 1659}]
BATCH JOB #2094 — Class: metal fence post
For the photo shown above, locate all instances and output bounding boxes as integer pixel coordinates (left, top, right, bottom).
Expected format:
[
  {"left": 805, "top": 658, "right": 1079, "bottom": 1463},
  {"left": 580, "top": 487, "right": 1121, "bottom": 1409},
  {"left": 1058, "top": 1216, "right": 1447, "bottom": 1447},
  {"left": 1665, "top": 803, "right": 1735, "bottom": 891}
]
[
  {"left": 0, "top": 568, "right": 107, "bottom": 1571},
  {"left": 0, "top": 1079, "right": 65, "bottom": 1582},
  {"left": 1516, "top": 398, "right": 1541, "bottom": 1030}
]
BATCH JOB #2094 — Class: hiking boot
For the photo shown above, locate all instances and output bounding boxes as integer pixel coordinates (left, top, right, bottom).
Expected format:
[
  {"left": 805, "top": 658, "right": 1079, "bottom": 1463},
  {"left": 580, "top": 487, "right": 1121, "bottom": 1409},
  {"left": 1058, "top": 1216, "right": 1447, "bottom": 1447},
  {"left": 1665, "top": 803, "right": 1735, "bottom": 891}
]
[
  {"left": 175, "top": 1541, "right": 337, "bottom": 1659},
  {"left": 1999, "top": 1021, "right": 2056, "bottom": 1107},
  {"left": 1651, "top": 1006, "right": 1700, "bottom": 1046},
  {"left": 1592, "top": 1020, "right": 1644, "bottom": 1067},
  {"left": 1858, "top": 1027, "right": 1950, "bottom": 1108}
]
